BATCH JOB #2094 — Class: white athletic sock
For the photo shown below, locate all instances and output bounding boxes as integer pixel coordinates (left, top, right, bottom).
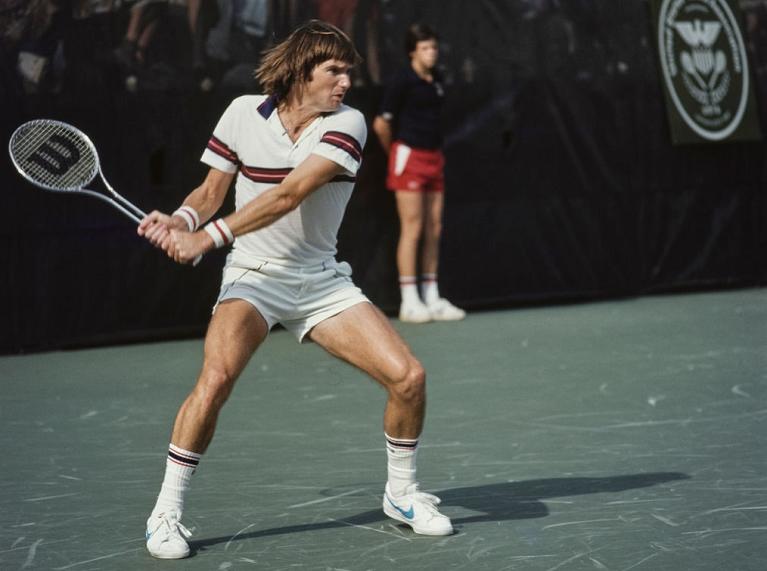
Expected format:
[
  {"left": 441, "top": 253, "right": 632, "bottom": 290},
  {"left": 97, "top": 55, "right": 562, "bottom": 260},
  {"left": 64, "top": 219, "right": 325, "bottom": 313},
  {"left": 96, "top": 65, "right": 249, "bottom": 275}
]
[
  {"left": 151, "top": 444, "right": 200, "bottom": 518},
  {"left": 420, "top": 273, "right": 440, "bottom": 304},
  {"left": 399, "top": 277, "right": 422, "bottom": 306},
  {"left": 385, "top": 433, "right": 418, "bottom": 497}
]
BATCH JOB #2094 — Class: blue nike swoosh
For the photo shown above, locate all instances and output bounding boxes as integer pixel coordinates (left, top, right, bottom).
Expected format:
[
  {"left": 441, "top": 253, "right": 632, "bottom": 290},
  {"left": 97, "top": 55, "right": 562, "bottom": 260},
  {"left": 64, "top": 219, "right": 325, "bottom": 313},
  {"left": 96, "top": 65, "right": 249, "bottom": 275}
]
[{"left": 387, "top": 495, "right": 414, "bottom": 520}]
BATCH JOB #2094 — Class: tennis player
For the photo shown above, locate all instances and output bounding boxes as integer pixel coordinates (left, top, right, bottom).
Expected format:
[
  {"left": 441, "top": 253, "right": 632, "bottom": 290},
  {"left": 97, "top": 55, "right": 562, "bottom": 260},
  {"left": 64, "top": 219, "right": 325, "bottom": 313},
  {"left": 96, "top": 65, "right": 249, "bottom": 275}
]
[
  {"left": 137, "top": 20, "right": 453, "bottom": 559},
  {"left": 372, "top": 23, "right": 465, "bottom": 323}
]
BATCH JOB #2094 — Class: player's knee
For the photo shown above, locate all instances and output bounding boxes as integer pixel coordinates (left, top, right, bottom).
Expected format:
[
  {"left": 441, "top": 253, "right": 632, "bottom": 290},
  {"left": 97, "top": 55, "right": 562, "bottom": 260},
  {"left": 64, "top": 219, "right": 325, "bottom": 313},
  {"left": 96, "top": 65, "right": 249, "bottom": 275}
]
[
  {"left": 391, "top": 360, "right": 426, "bottom": 403},
  {"left": 194, "top": 367, "right": 236, "bottom": 409}
]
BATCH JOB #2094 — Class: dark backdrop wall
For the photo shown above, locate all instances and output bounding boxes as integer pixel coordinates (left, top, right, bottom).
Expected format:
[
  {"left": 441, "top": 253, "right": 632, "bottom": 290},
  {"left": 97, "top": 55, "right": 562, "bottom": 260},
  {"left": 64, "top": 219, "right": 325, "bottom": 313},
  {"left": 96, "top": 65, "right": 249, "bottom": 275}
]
[{"left": 1, "top": 0, "right": 765, "bottom": 354}]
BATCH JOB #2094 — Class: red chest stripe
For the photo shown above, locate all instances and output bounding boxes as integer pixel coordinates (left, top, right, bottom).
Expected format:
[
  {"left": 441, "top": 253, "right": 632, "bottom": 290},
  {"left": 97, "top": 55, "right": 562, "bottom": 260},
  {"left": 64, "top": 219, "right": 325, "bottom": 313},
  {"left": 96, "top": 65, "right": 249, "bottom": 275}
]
[
  {"left": 240, "top": 165, "right": 354, "bottom": 184},
  {"left": 239, "top": 166, "right": 293, "bottom": 183},
  {"left": 207, "top": 136, "right": 239, "bottom": 164}
]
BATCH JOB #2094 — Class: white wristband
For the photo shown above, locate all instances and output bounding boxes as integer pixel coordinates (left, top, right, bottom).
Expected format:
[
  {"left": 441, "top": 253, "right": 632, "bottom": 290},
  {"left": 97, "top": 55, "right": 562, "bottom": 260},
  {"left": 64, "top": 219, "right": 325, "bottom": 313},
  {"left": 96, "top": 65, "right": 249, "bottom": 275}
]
[
  {"left": 204, "top": 219, "right": 235, "bottom": 249},
  {"left": 173, "top": 206, "right": 200, "bottom": 231}
]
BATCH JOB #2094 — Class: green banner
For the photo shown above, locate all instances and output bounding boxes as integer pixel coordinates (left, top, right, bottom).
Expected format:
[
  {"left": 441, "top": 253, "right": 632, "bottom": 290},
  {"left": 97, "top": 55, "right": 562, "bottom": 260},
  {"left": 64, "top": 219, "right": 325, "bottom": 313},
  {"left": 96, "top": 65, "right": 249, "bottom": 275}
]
[{"left": 651, "top": 0, "right": 762, "bottom": 144}]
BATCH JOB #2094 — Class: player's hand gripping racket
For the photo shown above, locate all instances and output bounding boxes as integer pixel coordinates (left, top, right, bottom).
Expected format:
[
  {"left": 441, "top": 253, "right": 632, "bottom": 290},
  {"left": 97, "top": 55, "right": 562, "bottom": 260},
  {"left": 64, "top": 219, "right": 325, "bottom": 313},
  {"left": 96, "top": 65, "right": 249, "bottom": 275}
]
[{"left": 9, "top": 119, "right": 201, "bottom": 264}]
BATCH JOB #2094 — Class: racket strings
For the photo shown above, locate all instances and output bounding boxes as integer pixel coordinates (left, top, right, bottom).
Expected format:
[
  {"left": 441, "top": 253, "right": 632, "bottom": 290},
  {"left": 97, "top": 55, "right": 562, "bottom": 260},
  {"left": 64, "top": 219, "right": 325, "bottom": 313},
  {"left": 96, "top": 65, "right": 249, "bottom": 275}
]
[{"left": 10, "top": 121, "right": 98, "bottom": 191}]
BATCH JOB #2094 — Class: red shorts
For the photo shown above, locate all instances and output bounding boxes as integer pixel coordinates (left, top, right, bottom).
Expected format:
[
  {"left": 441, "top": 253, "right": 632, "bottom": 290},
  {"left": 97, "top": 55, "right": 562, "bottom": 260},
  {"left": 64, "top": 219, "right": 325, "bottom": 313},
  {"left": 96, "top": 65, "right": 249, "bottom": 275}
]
[{"left": 386, "top": 141, "right": 445, "bottom": 193}]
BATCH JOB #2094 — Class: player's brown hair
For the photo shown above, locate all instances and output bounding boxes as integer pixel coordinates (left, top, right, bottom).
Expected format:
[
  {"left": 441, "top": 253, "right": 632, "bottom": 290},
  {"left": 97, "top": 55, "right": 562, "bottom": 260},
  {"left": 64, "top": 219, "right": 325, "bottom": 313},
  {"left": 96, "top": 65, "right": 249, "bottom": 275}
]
[{"left": 256, "top": 20, "right": 362, "bottom": 100}]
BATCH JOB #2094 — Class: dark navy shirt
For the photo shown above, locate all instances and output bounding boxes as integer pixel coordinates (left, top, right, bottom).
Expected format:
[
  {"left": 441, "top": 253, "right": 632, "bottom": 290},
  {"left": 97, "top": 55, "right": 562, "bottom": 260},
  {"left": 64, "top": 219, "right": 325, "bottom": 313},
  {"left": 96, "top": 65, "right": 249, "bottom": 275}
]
[{"left": 380, "top": 66, "right": 444, "bottom": 150}]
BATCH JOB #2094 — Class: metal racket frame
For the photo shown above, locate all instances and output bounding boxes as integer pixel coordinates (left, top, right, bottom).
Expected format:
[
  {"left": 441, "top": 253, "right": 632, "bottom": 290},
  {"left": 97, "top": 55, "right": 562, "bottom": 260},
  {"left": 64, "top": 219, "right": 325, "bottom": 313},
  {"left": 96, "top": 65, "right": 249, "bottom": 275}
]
[
  {"left": 10, "top": 119, "right": 202, "bottom": 266},
  {"left": 8, "top": 119, "right": 147, "bottom": 224}
]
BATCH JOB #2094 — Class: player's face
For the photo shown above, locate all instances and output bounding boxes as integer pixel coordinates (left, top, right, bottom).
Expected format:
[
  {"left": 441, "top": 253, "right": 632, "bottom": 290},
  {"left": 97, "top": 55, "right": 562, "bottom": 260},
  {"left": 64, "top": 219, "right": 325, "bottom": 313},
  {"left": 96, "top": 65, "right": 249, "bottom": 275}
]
[
  {"left": 411, "top": 39, "right": 439, "bottom": 70},
  {"left": 305, "top": 59, "right": 353, "bottom": 111}
]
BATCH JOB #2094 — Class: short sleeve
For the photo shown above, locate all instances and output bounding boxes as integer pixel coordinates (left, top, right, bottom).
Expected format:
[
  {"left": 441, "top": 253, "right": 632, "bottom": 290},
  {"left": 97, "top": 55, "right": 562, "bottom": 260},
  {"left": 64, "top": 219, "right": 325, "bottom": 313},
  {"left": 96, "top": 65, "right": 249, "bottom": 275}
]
[
  {"left": 379, "top": 70, "right": 407, "bottom": 121},
  {"left": 201, "top": 98, "right": 242, "bottom": 173},
  {"left": 313, "top": 107, "right": 367, "bottom": 175}
]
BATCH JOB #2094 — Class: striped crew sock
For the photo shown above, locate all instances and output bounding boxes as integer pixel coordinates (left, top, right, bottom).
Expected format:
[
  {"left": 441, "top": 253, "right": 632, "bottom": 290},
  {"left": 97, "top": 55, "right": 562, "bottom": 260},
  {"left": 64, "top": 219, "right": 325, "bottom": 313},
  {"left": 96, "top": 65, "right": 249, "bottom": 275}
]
[
  {"left": 399, "top": 276, "right": 422, "bottom": 306},
  {"left": 420, "top": 273, "right": 440, "bottom": 304},
  {"left": 385, "top": 433, "right": 418, "bottom": 497},
  {"left": 151, "top": 444, "right": 200, "bottom": 518}
]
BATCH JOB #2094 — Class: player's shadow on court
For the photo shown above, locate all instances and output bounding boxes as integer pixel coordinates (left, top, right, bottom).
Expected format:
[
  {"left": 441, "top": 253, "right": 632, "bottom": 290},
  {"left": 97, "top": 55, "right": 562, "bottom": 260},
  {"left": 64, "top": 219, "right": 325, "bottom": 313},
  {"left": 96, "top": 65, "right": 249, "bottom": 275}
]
[{"left": 191, "top": 471, "right": 689, "bottom": 554}]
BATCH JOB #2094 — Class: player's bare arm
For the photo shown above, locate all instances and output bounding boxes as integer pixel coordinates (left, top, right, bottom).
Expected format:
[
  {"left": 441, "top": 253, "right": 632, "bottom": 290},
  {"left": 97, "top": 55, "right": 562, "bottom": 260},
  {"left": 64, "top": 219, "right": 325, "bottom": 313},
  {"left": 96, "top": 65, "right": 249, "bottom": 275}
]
[
  {"left": 229, "top": 155, "right": 345, "bottom": 234},
  {"left": 138, "top": 168, "right": 234, "bottom": 251},
  {"left": 165, "top": 155, "right": 346, "bottom": 264}
]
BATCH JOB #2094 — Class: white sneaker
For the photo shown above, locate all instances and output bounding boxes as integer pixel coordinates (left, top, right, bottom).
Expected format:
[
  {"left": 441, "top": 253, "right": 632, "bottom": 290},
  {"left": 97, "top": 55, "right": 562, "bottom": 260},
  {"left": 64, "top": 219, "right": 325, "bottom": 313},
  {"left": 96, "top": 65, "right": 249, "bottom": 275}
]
[
  {"left": 399, "top": 299, "right": 432, "bottom": 323},
  {"left": 146, "top": 511, "right": 192, "bottom": 559},
  {"left": 382, "top": 483, "right": 453, "bottom": 536},
  {"left": 426, "top": 298, "right": 466, "bottom": 321}
]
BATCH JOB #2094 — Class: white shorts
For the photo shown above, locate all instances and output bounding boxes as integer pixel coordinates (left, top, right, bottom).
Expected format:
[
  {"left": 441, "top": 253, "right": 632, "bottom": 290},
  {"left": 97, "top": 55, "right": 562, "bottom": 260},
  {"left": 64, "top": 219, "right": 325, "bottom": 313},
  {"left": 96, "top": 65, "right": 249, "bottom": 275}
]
[{"left": 214, "top": 257, "right": 370, "bottom": 342}]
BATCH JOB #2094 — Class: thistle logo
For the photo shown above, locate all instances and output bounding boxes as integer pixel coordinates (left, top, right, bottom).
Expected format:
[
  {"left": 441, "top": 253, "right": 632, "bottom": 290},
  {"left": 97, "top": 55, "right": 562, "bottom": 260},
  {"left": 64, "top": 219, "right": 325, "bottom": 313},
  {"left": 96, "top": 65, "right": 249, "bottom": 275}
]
[{"left": 658, "top": 0, "right": 750, "bottom": 141}]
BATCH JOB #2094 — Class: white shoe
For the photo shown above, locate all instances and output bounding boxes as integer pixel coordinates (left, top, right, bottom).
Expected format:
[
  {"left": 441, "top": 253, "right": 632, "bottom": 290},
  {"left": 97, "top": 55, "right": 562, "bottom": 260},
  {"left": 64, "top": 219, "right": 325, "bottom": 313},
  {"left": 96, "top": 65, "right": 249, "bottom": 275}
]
[
  {"left": 382, "top": 483, "right": 453, "bottom": 536},
  {"left": 426, "top": 298, "right": 466, "bottom": 321},
  {"left": 399, "top": 299, "right": 432, "bottom": 323},
  {"left": 146, "top": 511, "right": 192, "bottom": 559}
]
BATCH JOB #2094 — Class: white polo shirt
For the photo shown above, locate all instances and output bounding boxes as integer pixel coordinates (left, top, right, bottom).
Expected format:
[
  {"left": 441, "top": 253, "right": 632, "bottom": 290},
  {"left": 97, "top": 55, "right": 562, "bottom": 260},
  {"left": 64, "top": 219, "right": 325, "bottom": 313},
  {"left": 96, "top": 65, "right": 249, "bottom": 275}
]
[{"left": 201, "top": 95, "right": 367, "bottom": 267}]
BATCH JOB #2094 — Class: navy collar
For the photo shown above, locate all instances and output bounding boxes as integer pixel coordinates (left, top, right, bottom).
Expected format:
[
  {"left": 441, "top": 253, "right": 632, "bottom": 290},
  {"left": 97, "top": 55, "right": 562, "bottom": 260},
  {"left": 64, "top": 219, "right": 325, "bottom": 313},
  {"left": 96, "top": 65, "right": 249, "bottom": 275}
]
[{"left": 257, "top": 95, "right": 278, "bottom": 119}]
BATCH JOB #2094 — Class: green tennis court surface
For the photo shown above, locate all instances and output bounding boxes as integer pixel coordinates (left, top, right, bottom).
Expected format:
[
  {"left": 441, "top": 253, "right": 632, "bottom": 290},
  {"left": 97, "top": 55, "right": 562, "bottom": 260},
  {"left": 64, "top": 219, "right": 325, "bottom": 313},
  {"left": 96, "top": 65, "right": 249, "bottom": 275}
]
[{"left": 2, "top": 289, "right": 765, "bottom": 570}]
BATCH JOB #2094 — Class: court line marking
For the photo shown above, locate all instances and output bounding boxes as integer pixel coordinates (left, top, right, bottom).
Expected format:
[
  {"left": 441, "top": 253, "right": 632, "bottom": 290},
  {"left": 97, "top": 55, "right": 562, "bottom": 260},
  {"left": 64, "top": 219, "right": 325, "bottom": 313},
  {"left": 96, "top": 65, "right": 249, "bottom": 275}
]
[
  {"left": 52, "top": 548, "right": 143, "bottom": 570},
  {"left": 621, "top": 552, "right": 660, "bottom": 571},
  {"left": 542, "top": 517, "right": 619, "bottom": 530},
  {"left": 682, "top": 526, "right": 767, "bottom": 537},
  {"left": 546, "top": 545, "right": 609, "bottom": 571},
  {"left": 23, "top": 493, "right": 80, "bottom": 502},
  {"left": 327, "top": 518, "right": 411, "bottom": 540},
  {"left": 287, "top": 488, "right": 365, "bottom": 509},
  {"left": 21, "top": 538, "right": 42, "bottom": 569},
  {"left": 224, "top": 523, "right": 256, "bottom": 551}
]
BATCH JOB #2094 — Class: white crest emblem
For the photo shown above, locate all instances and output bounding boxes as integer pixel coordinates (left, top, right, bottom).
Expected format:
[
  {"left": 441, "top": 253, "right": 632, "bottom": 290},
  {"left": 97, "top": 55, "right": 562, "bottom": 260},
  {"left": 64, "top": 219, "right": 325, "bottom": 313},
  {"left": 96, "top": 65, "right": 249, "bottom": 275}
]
[{"left": 658, "top": 0, "right": 750, "bottom": 141}]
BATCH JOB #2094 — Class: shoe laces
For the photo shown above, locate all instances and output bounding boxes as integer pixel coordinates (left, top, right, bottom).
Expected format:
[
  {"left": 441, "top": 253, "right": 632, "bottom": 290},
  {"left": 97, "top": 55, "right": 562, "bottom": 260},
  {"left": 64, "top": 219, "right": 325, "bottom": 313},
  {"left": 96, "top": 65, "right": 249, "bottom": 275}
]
[
  {"left": 151, "top": 512, "right": 192, "bottom": 540},
  {"left": 403, "top": 483, "right": 443, "bottom": 508}
]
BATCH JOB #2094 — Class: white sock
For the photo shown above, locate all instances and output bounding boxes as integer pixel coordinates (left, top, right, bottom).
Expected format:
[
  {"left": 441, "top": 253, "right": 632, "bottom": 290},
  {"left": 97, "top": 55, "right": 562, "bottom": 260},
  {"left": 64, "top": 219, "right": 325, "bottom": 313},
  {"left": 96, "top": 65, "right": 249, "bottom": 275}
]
[
  {"left": 399, "top": 277, "right": 422, "bottom": 306},
  {"left": 420, "top": 273, "right": 440, "bottom": 304},
  {"left": 151, "top": 444, "right": 200, "bottom": 518},
  {"left": 385, "top": 433, "right": 418, "bottom": 497}
]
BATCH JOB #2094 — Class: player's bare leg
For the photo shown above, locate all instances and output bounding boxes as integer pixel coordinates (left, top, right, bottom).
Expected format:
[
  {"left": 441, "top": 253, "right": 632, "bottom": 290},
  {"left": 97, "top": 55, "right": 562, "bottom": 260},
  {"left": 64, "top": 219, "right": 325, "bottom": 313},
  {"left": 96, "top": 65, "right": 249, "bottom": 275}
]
[
  {"left": 309, "top": 303, "right": 453, "bottom": 535},
  {"left": 146, "top": 300, "right": 269, "bottom": 559},
  {"left": 171, "top": 300, "right": 269, "bottom": 452}
]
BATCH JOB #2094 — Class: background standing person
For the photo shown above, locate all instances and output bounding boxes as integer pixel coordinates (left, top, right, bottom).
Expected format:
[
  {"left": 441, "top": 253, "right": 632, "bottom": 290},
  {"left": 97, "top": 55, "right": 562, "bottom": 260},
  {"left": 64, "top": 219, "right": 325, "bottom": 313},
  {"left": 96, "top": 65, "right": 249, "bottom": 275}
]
[
  {"left": 373, "top": 23, "right": 465, "bottom": 323},
  {"left": 137, "top": 19, "right": 453, "bottom": 560}
]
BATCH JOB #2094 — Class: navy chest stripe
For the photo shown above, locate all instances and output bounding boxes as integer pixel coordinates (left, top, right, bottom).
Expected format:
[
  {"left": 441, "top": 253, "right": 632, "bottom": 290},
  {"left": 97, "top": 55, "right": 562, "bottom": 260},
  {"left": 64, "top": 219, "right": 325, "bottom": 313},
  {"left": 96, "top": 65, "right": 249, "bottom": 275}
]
[
  {"left": 207, "top": 136, "right": 239, "bottom": 165},
  {"left": 240, "top": 165, "right": 355, "bottom": 184},
  {"left": 321, "top": 131, "right": 363, "bottom": 162}
]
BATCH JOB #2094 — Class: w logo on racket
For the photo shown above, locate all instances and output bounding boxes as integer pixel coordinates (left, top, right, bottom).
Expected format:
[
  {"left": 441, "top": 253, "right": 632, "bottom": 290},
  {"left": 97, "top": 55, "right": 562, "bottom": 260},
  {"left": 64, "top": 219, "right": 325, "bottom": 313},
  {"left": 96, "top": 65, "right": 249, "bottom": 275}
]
[{"left": 26, "top": 134, "right": 82, "bottom": 176}]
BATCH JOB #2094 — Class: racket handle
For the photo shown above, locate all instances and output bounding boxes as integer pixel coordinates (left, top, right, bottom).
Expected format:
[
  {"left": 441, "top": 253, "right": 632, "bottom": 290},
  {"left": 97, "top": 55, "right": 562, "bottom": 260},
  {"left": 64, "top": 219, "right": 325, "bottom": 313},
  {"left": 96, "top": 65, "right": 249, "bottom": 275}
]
[{"left": 192, "top": 254, "right": 202, "bottom": 267}]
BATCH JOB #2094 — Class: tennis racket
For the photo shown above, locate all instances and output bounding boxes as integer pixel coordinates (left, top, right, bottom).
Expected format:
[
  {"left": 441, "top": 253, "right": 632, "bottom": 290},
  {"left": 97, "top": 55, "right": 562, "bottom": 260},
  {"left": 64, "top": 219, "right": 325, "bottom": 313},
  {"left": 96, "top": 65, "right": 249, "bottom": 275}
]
[
  {"left": 9, "top": 119, "right": 146, "bottom": 223},
  {"left": 9, "top": 119, "right": 202, "bottom": 264}
]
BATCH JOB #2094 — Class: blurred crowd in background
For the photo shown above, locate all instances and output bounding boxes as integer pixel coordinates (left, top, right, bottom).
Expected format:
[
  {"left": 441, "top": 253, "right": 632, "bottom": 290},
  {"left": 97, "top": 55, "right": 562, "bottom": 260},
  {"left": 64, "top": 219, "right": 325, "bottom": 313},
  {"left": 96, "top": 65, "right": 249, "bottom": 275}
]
[
  {"left": 0, "top": 0, "right": 384, "bottom": 98},
  {"left": 1, "top": 0, "right": 766, "bottom": 102}
]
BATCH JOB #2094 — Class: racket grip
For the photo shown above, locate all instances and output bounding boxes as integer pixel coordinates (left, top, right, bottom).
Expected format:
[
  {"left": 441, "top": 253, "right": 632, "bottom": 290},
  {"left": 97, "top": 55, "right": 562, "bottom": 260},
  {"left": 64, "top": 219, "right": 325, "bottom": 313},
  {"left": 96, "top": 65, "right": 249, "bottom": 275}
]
[{"left": 192, "top": 254, "right": 202, "bottom": 267}]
